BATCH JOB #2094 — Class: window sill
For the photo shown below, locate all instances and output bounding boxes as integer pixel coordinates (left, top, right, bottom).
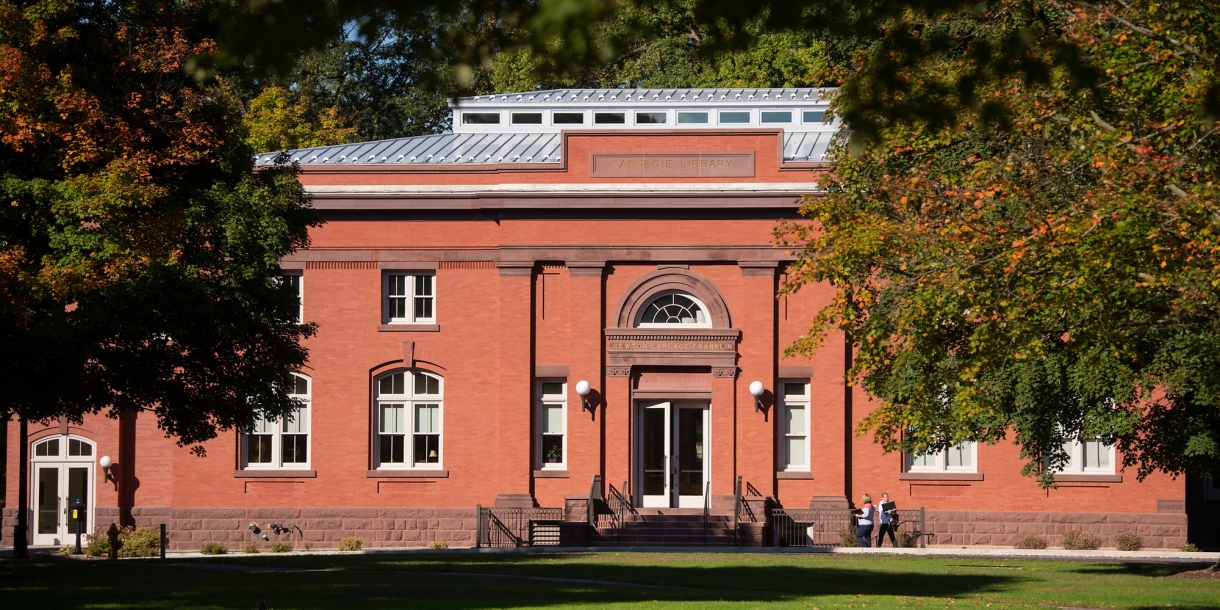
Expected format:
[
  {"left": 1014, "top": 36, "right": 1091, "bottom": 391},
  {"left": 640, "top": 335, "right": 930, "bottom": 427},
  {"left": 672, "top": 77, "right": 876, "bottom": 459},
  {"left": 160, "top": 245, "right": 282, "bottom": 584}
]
[
  {"left": 534, "top": 469, "right": 570, "bottom": 478},
  {"left": 1053, "top": 474, "right": 1122, "bottom": 483},
  {"left": 899, "top": 472, "right": 983, "bottom": 481},
  {"left": 234, "top": 470, "right": 316, "bottom": 478},
  {"left": 777, "top": 471, "right": 814, "bottom": 480},
  {"left": 366, "top": 469, "right": 448, "bottom": 478},
  {"left": 378, "top": 324, "right": 440, "bottom": 332}
]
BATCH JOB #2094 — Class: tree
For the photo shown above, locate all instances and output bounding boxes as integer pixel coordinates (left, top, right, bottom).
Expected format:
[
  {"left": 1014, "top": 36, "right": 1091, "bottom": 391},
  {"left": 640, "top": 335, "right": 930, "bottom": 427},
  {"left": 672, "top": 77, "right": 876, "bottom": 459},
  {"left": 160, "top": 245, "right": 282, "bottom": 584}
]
[
  {"left": 1, "top": 0, "right": 317, "bottom": 551},
  {"left": 779, "top": 0, "right": 1220, "bottom": 483},
  {"left": 242, "top": 85, "right": 357, "bottom": 152}
]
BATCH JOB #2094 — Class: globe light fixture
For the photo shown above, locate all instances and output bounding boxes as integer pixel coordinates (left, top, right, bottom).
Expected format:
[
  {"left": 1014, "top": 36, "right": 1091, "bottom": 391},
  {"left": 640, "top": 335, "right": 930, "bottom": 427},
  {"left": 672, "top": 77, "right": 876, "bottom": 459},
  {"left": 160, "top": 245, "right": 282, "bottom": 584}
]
[{"left": 749, "top": 381, "right": 766, "bottom": 413}]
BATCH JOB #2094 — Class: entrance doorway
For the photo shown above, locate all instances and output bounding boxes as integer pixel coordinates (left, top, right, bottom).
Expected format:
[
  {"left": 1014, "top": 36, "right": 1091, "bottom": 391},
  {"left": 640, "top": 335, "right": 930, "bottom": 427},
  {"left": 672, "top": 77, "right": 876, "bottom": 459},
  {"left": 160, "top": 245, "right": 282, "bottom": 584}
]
[
  {"left": 30, "top": 436, "right": 95, "bottom": 546},
  {"left": 637, "top": 401, "right": 709, "bottom": 508}
]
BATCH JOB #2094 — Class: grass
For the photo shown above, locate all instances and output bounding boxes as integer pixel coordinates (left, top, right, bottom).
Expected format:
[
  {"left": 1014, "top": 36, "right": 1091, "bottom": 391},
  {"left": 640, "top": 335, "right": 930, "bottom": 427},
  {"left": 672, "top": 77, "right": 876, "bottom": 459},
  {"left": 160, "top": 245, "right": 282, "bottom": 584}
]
[{"left": 1, "top": 551, "right": 1217, "bottom": 609}]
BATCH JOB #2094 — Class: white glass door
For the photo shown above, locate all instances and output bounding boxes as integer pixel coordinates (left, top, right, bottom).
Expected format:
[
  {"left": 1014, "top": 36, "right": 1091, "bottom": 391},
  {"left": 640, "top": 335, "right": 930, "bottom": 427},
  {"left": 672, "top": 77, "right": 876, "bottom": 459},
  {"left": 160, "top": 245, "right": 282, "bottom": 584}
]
[
  {"left": 639, "top": 402, "right": 670, "bottom": 507},
  {"left": 637, "top": 402, "right": 709, "bottom": 508},
  {"left": 673, "top": 404, "right": 709, "bottom": 508},
  {"left": 30, "top": 436, "right": 95, "bottom": 547}
]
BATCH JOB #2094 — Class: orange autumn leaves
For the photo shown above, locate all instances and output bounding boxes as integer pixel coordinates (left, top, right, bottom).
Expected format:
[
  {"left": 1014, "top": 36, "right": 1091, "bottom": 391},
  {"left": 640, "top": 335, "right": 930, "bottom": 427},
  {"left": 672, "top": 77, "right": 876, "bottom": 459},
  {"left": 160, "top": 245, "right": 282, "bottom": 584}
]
[{"left": 779, "top": 0, "right": 1220, "bottom": 479}]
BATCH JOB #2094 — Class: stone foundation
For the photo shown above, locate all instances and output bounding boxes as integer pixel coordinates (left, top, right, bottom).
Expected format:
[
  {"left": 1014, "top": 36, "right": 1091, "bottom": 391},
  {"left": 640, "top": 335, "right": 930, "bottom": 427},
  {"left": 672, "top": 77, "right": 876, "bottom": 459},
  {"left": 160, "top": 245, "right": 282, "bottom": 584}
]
[
  {"left": 921, "top": 510, "right": 1188, "bottom": 549},
  {"left": 4, "top": 506, "right": 476, "bottom": 551}
]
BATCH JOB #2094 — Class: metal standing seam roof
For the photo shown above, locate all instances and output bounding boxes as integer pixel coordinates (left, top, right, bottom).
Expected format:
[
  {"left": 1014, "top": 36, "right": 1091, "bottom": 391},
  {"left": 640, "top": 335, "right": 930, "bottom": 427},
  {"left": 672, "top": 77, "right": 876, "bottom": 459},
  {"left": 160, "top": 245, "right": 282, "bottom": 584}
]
[
  {"left": 254, "top": 87, "right": 842, "bottom": 165},
  {"left": 257, "top": 131, "right": 836, "bottom": 166},
  {"left": 455, "top": 88, "right": 834, "bottom": 105}
]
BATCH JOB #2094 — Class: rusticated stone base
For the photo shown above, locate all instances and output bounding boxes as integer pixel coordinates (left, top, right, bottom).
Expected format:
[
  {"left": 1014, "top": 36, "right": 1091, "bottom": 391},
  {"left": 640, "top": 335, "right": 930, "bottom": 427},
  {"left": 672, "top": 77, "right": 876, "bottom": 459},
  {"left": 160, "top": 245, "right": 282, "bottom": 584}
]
[
  {"left": 921, "top": 510, "right": 1188, "bottom": 549},
  {"left": 4, "top": 507, "right": 475, "bottom": 552}
]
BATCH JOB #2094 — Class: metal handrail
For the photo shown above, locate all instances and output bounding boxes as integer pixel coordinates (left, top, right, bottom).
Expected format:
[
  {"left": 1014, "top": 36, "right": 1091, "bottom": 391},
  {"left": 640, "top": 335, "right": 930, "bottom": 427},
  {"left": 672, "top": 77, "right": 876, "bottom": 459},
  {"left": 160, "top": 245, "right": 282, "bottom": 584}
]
[
  {"left": 587, "top": 474, "right": 602, "bottom": 527},
  {"left": 732, "top": 476, "right": 742, "bottom": 545},
  {"left": 702, "top": 480, "right": 711, "bottom": 547}
]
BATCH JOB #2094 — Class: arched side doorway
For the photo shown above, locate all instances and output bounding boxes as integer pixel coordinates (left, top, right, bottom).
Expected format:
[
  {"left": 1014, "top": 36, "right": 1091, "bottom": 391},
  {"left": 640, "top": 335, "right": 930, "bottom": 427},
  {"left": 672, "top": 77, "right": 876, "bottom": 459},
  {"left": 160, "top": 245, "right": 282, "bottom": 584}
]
[{"left": 30, "top": 435, "right": 96, "bottom": 546}]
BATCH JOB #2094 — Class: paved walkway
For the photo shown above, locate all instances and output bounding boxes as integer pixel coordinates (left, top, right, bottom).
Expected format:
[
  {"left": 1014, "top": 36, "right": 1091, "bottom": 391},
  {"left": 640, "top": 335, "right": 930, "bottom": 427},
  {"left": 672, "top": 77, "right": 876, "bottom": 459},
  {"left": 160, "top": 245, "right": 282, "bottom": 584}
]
[{"left": 7, "top": 544, "right": 1218, "bottom": 563}]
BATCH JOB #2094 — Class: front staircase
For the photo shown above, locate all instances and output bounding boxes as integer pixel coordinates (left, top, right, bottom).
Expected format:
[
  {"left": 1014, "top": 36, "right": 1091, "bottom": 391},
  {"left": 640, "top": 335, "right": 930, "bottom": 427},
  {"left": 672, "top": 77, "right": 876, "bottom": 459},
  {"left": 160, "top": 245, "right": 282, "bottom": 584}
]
[{"left": 590, "top": 509, "right": 737, "bottom": 547}]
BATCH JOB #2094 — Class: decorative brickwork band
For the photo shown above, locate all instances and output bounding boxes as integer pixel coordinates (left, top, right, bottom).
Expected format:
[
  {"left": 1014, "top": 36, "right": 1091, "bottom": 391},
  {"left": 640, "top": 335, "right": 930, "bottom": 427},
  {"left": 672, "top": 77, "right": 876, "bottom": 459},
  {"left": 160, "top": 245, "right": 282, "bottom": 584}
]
[
  {"left": 438, "top": 261, "right": 496, "bottom": 269},
  {"left": 712, "top": 367, "right": 739, "bottom": 378},
  {"left": 306, "top": 261, "right": 377, "bottom": 269},
  {"left": 607, "top": 367, "right": 632, "bottom": 377}
]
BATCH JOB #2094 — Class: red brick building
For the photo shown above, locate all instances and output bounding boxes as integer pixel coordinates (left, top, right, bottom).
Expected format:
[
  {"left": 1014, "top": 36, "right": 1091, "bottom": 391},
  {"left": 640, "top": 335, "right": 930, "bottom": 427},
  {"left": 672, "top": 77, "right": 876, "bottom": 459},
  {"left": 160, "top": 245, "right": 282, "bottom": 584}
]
[{"left": 4, "top": 88, "right": 1209, "bottom": 550}]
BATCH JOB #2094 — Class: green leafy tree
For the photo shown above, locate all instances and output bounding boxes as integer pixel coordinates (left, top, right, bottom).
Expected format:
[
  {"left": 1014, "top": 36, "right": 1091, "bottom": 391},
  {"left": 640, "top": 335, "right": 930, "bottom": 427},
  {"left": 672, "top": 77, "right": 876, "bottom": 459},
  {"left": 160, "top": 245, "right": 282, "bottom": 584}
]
[
  {"left": 1, "top": 0, "right": 318, "bottom": 558},
  {"left": 242, "top": 86, "right": 358, "bottom": 152},
  {"left": 780, "top": 0, "right": 1220, "bottom": 483}
]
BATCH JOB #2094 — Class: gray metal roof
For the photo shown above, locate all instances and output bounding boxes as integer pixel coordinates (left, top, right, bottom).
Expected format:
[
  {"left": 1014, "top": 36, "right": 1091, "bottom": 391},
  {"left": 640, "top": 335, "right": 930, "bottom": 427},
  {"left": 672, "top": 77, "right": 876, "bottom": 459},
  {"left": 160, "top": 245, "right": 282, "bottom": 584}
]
[
  {"left": 455, "top": 88, "right": 833, "bottom": 106},
  {"left": 257, "top": 131, "right": 834, "bottom": 166}
]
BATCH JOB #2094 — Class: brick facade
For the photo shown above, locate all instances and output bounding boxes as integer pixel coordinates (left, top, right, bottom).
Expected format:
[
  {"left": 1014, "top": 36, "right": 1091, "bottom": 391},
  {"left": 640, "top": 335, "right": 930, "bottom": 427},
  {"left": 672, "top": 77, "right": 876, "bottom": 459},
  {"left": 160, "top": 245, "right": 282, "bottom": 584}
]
[{"left": 2, "top": 111, "right": 1209, "bottom": 550}]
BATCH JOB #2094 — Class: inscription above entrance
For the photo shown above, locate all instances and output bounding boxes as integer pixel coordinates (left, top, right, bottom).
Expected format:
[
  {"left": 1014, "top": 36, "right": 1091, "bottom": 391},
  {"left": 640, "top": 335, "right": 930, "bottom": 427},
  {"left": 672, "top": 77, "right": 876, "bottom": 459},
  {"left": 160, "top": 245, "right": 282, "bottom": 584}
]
[
  {"left": 606, "top": 329, "right": 740, "bottom": 368},
  {"left": 590, "top": 152, "right": 755, "bottom": 178}
]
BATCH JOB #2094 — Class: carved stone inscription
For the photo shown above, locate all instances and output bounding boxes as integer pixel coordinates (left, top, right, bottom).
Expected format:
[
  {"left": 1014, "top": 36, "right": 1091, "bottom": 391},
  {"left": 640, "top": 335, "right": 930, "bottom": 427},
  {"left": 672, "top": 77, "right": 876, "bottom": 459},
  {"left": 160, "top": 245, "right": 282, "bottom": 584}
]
[
  {"left": 590, "top": 152, "right": 755, "bottom": 178},
  {"left": 606, "top": 329, "right": 740, "bottom": 367}
]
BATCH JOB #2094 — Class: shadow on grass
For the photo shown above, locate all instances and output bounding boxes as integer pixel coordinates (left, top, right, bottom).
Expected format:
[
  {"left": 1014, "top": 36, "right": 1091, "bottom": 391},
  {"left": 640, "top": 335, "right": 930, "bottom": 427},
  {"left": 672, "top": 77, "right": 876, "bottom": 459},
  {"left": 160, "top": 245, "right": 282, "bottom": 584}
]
[
  {"left": 0, "top": 553, "right": 1024, "bottom": 609},
  {"left": 1058, "top": 561, "right": 1217, "bottom": 577}
]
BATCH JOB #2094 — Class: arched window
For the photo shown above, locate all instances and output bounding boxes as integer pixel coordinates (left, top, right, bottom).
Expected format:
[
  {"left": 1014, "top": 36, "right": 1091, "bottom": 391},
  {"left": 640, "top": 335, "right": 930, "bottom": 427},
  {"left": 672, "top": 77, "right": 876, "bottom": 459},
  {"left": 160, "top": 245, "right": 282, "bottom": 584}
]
[
  {"left": 375, "top": 370, "right": 443, "bottom": 469},
  {"left": 244, "top": 373, "right": 311, "bottom": 470},
  {"left": 636, "top": 292, "right": 710, "bottom": 327}
]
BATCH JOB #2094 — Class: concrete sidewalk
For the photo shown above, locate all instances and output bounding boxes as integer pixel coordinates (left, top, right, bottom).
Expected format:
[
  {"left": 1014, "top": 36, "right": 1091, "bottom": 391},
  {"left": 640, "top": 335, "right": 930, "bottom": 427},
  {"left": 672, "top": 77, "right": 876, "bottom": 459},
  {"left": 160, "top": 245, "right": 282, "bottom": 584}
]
[{"left": 9, "top": 544, "right": 1213, "bottom": 564}]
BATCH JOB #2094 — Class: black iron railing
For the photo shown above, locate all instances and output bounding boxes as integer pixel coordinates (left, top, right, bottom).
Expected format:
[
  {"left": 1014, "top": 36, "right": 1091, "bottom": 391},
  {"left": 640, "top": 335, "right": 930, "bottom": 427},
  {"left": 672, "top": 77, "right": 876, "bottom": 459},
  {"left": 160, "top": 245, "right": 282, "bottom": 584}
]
[
  {"left": 476, "top": 506, "right": 564, "bottom": 548},
  {"left": 732, "top": 476, "right": 742, "bottom": 545},
  {"left": 603, "top": 480, "right": 632, "bottom": 544}
]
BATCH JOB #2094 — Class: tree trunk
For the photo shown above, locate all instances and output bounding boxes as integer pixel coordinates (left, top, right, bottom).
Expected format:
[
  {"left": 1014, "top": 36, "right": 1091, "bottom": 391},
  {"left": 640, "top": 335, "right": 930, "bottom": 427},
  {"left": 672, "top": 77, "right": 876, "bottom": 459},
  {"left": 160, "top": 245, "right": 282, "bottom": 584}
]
[{"left": 13, "top": 416, "right": 29, "bottom": 558}]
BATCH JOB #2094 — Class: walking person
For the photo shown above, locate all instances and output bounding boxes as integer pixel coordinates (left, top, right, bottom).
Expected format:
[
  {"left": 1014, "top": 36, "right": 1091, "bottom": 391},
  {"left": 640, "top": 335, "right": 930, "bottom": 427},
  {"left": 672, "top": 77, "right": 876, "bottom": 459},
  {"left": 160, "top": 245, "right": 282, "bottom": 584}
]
[
  {"left": 853, "top": 494, "right": 875, "bottom": 547},
  {"left": 876, "top": 492, "right": 899, "bottom": 547}
]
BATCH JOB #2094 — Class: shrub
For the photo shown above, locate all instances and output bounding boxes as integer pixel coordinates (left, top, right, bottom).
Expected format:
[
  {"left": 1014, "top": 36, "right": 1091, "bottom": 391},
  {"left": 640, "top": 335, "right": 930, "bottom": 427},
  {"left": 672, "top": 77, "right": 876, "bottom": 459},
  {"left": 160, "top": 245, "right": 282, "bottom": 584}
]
[
  {"left": 200, "top": 542, "right": 228, "bottom": 555},
  {"left": 270, "top": 542, "right": 292, "bottom": 553},
  {"left": 1014, "top": 533, "right": 1049, "bottom": 549},
  {"left": 1115, "top": 532, "right": 1143, "bottom": 551},
  {"left": 337, "top": 536, "right": 364, "bottom": 552},
  {"left": 57, "top": 545, "right": 75, "bottom": 556},
  {"left": 897, "top": 530, "right": 920, "bottom": 548},
  {"left": 837, "top": 530, "right": 860, "bottom": 547},
  {"left": 430, "top": 540, "right": 449, "bottom": 549},
  {"left": 118, "top": 526, "right": 162, "bottom": 558},
  {"left": 1179, "top": 543, "right": 1201, "bottom": 552},
  {"left": 303, "top": 543, "right": 312, "bottom": 551},
  {"left": 84, "top": 533, "right": 108, "bottom": 557},
  {"left": 1062, "top": 530, "right": 1102, "bottom": 550},
  {"left": 243, "top": 542, "right": 260, "bottom": 554}
]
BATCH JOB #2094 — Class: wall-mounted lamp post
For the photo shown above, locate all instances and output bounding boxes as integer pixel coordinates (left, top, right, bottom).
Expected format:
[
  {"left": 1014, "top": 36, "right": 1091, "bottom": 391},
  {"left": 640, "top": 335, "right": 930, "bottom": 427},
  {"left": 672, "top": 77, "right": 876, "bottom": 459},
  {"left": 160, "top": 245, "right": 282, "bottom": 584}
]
[
  {"left": 575, "top": 380, "right": 595, "bottom": 417},
  {"left": 99, "top": 455, "right": 117, "bottom": 490},
  {"left": 749, "top": 381, "right": 766, "bottom": 413}
]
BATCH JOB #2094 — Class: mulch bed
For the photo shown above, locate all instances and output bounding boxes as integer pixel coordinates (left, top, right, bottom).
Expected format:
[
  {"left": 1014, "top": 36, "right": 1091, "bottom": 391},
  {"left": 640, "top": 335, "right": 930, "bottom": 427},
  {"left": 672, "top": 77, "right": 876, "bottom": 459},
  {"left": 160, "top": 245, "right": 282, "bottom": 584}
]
[{"left": 1169, "top": 566, "right": 1220, "bottom": 579}]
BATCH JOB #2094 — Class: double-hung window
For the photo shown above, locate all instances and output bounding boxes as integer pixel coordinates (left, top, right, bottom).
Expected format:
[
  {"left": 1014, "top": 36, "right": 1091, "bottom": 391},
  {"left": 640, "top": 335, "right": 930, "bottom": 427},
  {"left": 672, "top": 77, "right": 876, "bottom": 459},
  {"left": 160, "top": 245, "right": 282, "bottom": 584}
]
[
  {"left": 779, "top": 381, "right": 810, "bottom": 471},
  {"left": 537, "top": 380, "right": 567, "bottom": 469},
  {"left": 385, "top": 273, "right": 435, "bottom": 324},
  {"left": 1057, "top": 438, "right": 1115, "bottom": 475},
  {"left": 376, "top": 370, "right": 443, "bottom": 469},
  {"left": 244, "top": 373, "right": 311, "bottom": 469},
  {"left": 907, "top": 442, "right": 976, "bottom": 473},
  {"left": 281, "top": 272, "right": 303, "bottom": 323}
]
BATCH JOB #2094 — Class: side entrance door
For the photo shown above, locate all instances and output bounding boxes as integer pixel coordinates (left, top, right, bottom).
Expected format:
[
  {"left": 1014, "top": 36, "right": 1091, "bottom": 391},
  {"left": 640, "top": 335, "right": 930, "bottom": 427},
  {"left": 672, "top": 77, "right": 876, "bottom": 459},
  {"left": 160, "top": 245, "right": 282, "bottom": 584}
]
[
  {"left": 31, "top": 436, "right": 95, "bottom": 547},
  {"left": 637, "top": 401, "right": 709, "bottom": 508}
]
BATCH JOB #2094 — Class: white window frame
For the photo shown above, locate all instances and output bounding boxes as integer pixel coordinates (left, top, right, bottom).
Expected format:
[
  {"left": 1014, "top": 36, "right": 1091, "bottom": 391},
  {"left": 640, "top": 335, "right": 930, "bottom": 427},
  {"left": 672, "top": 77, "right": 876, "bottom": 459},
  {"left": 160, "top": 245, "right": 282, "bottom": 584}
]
[
  {"left": 536, "top": 380, "right": 568, "bottom": 470},
  {"left": 779, "top": 380, "right": 811, "bottom": 472},
  {"left": 243, "top": 373, "right": 311, "bottom": 470},
  {"left": 384, "top": 272, "right": 436, "bottom": 324},
  {"left": 1056, "top": 438, "right": 1116, "bottom": 475},
  {"left": 278, "top": 272, "right": 303, "bottom": 324},
  {"left": 374, "top": 370, "right": 444, "bottom": 470},
  {"left": 1205, "top": 478, "right": 1220, "bottom": 501},
  {"left": 907, "top": 442, "right": 977, "bottom": 473},
  {"left": 635, "top": 291, "right": 713, "bottom": 328}
]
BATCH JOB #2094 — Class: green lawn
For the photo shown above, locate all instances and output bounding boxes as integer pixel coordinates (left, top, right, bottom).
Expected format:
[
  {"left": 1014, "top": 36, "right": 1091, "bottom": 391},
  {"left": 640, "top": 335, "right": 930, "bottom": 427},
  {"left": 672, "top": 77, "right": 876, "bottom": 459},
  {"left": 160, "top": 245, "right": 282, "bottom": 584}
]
[{"left": 2, "top": 551, "right": 1217, "bottom": 609}]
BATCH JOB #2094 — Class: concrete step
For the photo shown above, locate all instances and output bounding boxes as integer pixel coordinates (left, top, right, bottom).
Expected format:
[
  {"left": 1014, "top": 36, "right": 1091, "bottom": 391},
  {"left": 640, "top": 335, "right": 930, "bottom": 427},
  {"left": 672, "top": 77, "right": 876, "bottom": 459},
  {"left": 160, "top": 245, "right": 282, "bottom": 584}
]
[{"left": 589, "top": 534, "right": 738, "bottom": 546}]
